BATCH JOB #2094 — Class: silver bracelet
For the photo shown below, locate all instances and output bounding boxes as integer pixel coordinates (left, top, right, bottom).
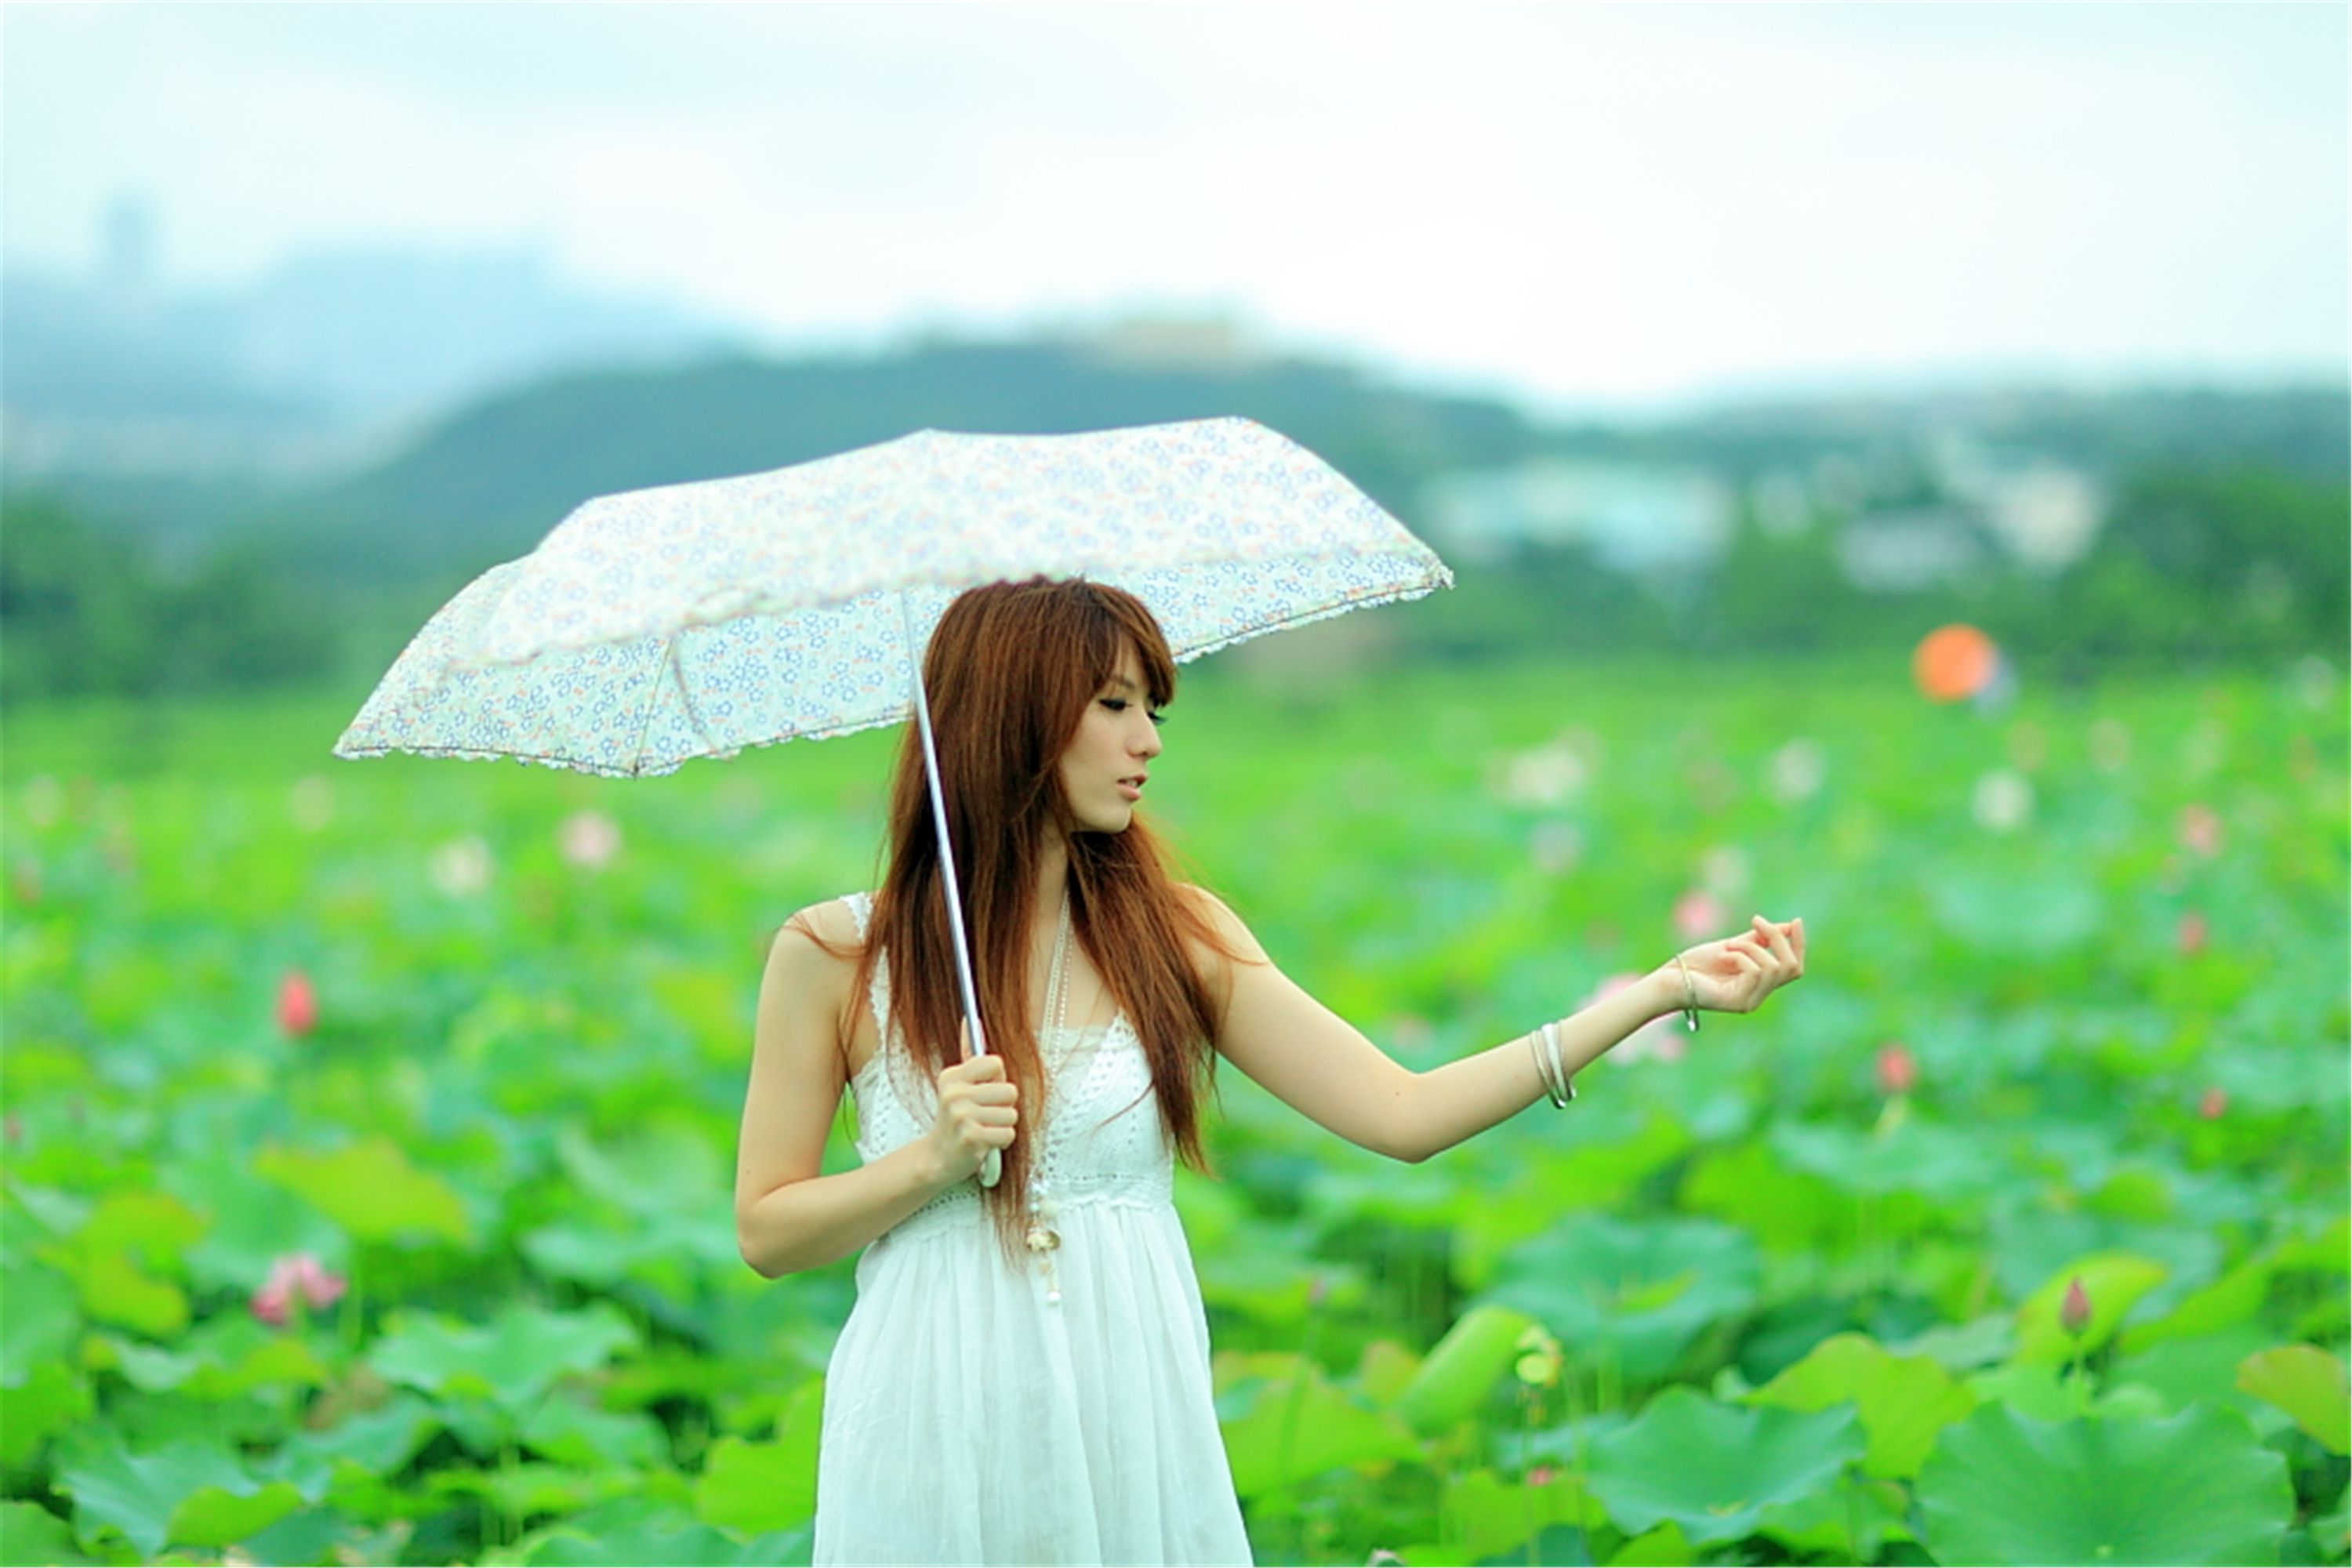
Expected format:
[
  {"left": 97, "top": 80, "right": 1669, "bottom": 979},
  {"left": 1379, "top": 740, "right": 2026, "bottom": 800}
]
[
  {"left": 1673, "top": 954, "right": 1701, "bottom": 1033},
  {"left": 1529, "top": 1020, "right": 1574, "bottom": 1108},
  {"left": 1543, "top": 1021, "right": 1576, "bottom": 1105}
]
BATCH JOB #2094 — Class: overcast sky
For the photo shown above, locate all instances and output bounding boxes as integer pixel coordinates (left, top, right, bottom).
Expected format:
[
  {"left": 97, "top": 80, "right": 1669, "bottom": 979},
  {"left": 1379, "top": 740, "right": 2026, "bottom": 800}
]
[{"left": 5, "top": 3, "right": 2345, "bottom": 412}]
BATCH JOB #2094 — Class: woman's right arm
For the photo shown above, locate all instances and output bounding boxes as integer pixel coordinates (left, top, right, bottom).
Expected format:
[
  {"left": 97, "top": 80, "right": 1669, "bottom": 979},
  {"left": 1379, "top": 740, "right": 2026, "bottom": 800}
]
[{"left": 733, "top": 907, "right": 1018, "bottom": 1278}]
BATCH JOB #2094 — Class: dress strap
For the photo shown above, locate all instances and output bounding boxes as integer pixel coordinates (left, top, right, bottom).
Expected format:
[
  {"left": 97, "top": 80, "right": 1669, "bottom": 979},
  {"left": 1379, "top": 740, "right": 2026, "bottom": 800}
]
[{"left": 837, "top": 892, "right": 898, "bottom": 1086}]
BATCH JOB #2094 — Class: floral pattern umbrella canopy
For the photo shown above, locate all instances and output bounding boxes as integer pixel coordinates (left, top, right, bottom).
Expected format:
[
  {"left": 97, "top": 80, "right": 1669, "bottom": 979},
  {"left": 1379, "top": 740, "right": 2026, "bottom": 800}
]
[{"left": 335, "top": 417, "right": 1452, "bottom": 778}]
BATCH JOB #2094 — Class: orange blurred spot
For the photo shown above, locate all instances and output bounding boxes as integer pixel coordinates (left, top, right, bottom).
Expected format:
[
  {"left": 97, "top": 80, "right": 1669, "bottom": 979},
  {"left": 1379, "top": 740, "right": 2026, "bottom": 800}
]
[{"left": 1914, "top": 624, "right": 1998, "bottom": 703}]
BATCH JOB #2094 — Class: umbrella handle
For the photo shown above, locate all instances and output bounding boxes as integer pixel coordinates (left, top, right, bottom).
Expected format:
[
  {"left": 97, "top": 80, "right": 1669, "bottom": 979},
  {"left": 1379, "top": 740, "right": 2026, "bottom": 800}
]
[{"left": 909, "top": 591, "right": 1001, "bottom": 1192}]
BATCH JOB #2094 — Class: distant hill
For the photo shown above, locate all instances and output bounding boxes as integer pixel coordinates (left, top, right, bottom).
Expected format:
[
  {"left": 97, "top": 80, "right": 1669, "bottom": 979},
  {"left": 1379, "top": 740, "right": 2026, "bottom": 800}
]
[
  {"left": 256, "top": 337, "right": 1545, "bottom": 588},
  {"left": 249, "top": 336, "right": 2347, "bottom": 593}
]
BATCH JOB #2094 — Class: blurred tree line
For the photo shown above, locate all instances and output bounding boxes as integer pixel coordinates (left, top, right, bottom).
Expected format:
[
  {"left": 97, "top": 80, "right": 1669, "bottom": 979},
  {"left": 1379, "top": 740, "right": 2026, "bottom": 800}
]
[
  {"left": 1407, "top": 463, "right": 2348, "bottom": 674},
  {"left": 4, "top": 457, "right": 2341, "bottom": 709},
  {"left": 0, "top": 494, "right": 339, "bottom": 706}
]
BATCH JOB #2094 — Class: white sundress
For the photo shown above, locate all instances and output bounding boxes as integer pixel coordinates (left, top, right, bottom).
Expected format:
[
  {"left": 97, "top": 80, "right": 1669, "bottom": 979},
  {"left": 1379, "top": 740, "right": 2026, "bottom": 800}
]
[{"left": 813, "top": 891, "right": 1254, "bottom": 1566}]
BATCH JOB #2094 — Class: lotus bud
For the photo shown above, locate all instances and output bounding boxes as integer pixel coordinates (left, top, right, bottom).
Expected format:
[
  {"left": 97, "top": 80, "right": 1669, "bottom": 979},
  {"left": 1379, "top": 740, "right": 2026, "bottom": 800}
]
[
  {"left": 276, "top": 971, "right": 318, "bottom": 1038},
  {"left": 2177, "top": 910, "right": 2209, "bottom": 956},
  {"left": 2197, "top": 1086, "right": 2228, "bottom": 1120},
  {"left": 1876, "top": 1042, "right": 1918, "bottom": 1097},
  {"left": 2061, "top": 1276, "right": 2092, "bottom": 1337}
]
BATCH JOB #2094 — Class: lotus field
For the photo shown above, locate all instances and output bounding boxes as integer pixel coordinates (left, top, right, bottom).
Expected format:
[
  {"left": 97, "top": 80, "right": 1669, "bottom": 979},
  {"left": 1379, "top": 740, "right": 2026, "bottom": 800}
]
[{"left": 2, "top": 654, "right": 2347, "bottom": 1567}]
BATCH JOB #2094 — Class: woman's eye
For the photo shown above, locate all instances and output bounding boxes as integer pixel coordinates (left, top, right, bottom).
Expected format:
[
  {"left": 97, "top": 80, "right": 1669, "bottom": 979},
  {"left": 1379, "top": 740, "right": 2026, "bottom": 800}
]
[{"left": 1101, "top": 698, "right": 1166, "bottom": 726}]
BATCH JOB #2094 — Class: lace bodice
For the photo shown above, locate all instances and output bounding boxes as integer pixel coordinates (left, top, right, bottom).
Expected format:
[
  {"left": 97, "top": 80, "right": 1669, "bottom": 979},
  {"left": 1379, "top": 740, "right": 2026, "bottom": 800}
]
[{"left": 840, "top": 892, "right": 1173, "bottom": 1239}]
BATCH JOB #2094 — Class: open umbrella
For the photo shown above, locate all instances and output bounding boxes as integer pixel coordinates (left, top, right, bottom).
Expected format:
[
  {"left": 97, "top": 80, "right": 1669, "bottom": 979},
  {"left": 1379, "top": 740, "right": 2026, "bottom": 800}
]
[{"left": 336, "top": 415, "right": 1452, "bottom": 1181}]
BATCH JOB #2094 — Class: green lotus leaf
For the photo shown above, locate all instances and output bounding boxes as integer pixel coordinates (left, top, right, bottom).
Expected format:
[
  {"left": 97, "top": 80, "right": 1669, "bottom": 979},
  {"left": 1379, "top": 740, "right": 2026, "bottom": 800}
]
[
  {"left": 99, "top": 1318, "right": 328, "bottom": 1401},
  {"left": 2236, "top": 1344, "right": 2350, "bottom": 1455},
  {"left": 78, "top": 1190, "right": 204, "bottom": 1261},
  {"left": 57, "top": 1436, "right": 313, "bottom": 1559},
  {"left": 521, "top": 1498, "right": 804, "bottom": 1566},
  {"left": 520, "top": 1392, "right": 669, "bottom": 1469},
  {"left": 1356, "top": 1339, "right": 1420, "bottom": 1406},
  {"left": 367, "top": 1301, "right": 637, "bottom": 1413},
  {"left": 291, "top": 1390, "right": 442, "bottom": 1475},
  {"left": 5, "top": 1181, "right": 93, "bottom": 1243},
  {"left": 555, "top": 1120, "right": 724, "bottom": 1220},
  {"left": 1916, "top": 1401, "right": 2294, "bottom": 1566},
  {"left": 43, "top": 1242, "right": 185, "bottom": 1338},
  {"left": 1218, "top": 1352, "right": 1421, "bottom": 1500},
  {"left": 1745, "top": 1331, "right": 1977, "bottom": 1479},
  {"left": 2271, "top": 1217, "right": 2350, "bottom": 1275},
  {"left": 0, "top": 1501, "right": 90, "bottom": 1566},
  {"left": 1452, "top": 1113, "right": 1692, "bottom": 1285},
  {"left": 1679, "top": 1140, "right": 1846, "bottom": 1252},
  {"left": 1393, "top": 1304, "right": 1536, "bottom": 1436},
  {"left": 0, "top": 1263, "right": 78, "bottom": 1382},
  {"left": 1768, "top": 1117, "right": 1997, "bottom": 1202},
  {"left": 692, "top": 1378, "right": 822, "bottom": 1535},
  {"left": 425, "top": 1461, "right": 604, "bottom": 1519},
  {"left": 1581, "top": 1385, "right": 1864, "bottom": 1546},
  {"left": 2119, "top": 1256, "right": 2271, "bottom": 1352},
  {"left": 0, "top": 1361, "right": 91, "bottom": 1467},
  {"left": 1388, "top": 1466, "right": 1607, "bottom": 1566},
  {"left": 1751, "top": 1473, "right": 1913, "bottom": 1559},
  {"left": 1477, "top": 1214, "right": 1761, "bottom": 1384},
  {"left": 2013, "top": 1253, "right": 2169, "bottom": 1364},
  {"left": 1603, "top": 1519, "right": 1694, "bottom": 1565},
  {"left": 255, "top": 1137, "right": 471, "bottom": 1246},
  {"left": 1966, "top": 1359, "right": 2172, "bottom": 1423},
  {"left": 2111, "top": 1323, "right": 2282, "bottom": 1428}
]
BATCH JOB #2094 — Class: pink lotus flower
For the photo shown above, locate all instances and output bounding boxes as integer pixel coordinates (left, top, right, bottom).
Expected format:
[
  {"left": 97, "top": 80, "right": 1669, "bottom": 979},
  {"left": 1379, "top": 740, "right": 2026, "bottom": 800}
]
[
  {"left": 250, "top": 1252, "right": 347, "bottom": 1326},
  {"left": 1876, "top": 1042, "right": 1918, "bottom": 1097},
  {"left": 1528, "top": 1466, "right": 1557, "bottom": 1486},
  {"left": 2177, "top": 804, "right": 2223, "bottom": 858},
  {"left": 2060, "top": 1276, "right": 2092, "bottom": 1337},
  {"left": 1673, "top": 889, "right": 1724, "bottom": 940},
  {"left": 2197, "top": 1086, "right": 2228, "bottom": 1120},
  {"left": 276, "top": 971, "right": 317, "bottom": 1038},
  {"left": 558, "top": 810, "right": 622, "bottom": 871},
  {"left": 2177, "top": 910, "right": 2209, "bottom": 956}
]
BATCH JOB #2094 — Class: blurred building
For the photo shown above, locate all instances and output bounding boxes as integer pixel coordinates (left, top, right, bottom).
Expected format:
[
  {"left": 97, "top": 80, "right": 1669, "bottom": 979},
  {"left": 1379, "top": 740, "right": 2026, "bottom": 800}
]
[{"left": 1418, "top": 458, "right": 1736, "bottom": 575}]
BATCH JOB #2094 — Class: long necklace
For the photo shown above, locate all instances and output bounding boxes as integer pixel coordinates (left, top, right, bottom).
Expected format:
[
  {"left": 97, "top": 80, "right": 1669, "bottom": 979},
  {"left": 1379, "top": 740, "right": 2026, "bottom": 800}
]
[{"left": 1023, "top": 887, "right": 1069, "bottom": 1305}]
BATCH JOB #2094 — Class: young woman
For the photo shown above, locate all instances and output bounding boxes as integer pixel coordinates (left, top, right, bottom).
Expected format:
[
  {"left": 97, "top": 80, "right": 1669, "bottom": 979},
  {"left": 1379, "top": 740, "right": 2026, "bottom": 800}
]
[{"left": 735, "top": 577, "right": 1806, "bottom": 1566}]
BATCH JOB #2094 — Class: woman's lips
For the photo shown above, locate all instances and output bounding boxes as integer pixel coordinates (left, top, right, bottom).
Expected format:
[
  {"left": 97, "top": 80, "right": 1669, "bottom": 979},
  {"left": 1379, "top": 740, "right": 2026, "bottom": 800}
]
[{"left": 1116, "top": 781, "right": 1142, "bottom": 801}]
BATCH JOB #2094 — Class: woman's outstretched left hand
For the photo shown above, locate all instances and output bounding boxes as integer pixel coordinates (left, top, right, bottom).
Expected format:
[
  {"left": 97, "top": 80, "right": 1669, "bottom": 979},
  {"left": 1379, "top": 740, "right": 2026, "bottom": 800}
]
[{"left": 1671, "top": 915, "right": 1806, "bottom": 1015}]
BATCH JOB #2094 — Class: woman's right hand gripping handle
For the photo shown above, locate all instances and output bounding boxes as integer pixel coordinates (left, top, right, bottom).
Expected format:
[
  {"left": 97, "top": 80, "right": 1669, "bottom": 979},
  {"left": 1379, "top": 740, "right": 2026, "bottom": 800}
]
[{"left": 927, "top": 1054, "right": 1018, "bottom": 1185}]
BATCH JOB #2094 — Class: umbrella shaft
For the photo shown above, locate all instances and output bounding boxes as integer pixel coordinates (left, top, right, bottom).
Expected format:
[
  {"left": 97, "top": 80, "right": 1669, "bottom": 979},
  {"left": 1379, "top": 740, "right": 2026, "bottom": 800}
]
[{"left": 901, "top": 593, "right": 989, "bottom": 1063}]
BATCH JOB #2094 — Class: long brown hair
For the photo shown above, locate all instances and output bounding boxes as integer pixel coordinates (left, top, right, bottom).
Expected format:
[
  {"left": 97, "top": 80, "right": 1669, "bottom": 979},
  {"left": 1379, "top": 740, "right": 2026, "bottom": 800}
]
[{"left": 851, "top": 578, "right": 1229, "bottom": 1252}]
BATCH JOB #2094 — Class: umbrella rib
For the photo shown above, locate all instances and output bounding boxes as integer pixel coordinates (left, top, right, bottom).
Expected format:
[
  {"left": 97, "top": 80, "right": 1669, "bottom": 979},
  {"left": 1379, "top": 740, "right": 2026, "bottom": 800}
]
[{"left": 628, "top": 636, "right": 680, "bottom": 777}]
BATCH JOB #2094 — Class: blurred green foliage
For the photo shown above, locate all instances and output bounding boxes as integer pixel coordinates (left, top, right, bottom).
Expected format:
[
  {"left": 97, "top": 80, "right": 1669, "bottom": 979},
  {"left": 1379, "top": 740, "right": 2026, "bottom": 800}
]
[
  {"left": 2, "top": 655, "right": 2345, "bottom": 1565},
  {"left": 0, "top": 495, "right": 338, "bottom": 706}
]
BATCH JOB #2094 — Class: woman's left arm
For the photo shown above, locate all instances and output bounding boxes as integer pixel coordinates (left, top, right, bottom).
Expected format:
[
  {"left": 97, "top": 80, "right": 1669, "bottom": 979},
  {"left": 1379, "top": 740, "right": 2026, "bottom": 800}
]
[{"left": 1185, "top": 887, "right": 1804, "bottom": 1164}]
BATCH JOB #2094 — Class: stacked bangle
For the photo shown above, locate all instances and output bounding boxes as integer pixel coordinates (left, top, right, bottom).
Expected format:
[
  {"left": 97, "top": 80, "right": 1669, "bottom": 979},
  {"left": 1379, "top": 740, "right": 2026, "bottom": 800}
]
[
  {"left": 1528, "top": 1020, "right": 1576, "bottom": 1108},
  {"left": 1673, "top": 954, "right": 1702, "bottom": 1033}
]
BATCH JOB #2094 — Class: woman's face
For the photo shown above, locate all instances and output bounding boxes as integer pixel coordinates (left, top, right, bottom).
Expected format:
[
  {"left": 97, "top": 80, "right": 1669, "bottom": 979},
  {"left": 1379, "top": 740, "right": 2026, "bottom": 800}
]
[{"left": 1056, "top": 643, "right": 1164, "bottom": 834}]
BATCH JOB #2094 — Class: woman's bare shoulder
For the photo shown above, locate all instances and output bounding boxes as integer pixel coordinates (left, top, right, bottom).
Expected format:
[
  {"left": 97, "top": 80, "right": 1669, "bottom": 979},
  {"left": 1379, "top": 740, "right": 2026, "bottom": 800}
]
[
  {"left": 1174, "top": 883, "right": 1269, "bottom": 961},
  {"left": 766, "top": 897, "right": 866, "bottom": 978}
]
